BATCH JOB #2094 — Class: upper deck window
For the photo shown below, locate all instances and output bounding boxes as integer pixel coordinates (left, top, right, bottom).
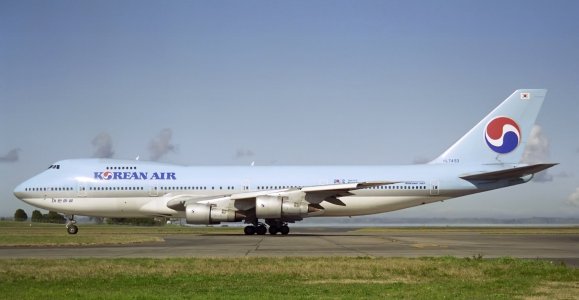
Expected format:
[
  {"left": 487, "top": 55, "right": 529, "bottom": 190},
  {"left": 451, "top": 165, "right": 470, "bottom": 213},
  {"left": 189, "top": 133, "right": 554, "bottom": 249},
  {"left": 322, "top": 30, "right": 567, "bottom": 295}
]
[{"left": 106, "top": 166, "right": 137, "bottom": 170}]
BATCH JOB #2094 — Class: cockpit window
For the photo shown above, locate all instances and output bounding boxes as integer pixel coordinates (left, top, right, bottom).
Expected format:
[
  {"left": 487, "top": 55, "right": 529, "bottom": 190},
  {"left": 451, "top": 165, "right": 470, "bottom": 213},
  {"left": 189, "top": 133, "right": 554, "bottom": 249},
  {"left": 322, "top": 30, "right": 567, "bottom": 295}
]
[{"left": 48, "top": 164, "right": 61, "bottom": 169}]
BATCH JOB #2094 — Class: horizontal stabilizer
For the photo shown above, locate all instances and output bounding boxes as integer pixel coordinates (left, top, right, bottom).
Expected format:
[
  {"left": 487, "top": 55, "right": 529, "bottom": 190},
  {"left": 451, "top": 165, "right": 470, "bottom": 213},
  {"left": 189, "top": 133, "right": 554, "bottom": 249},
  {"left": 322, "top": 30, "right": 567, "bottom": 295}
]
[{"left": 460, "top": 163, "right": 558, "bottom": 181}]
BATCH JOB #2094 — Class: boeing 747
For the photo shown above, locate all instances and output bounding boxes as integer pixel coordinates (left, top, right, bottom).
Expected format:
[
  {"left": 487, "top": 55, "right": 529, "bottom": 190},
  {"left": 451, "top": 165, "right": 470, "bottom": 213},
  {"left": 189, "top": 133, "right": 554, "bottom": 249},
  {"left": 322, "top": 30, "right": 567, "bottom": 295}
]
[{"left": 13, "top": 89, "right": 556, "bottom": 235}]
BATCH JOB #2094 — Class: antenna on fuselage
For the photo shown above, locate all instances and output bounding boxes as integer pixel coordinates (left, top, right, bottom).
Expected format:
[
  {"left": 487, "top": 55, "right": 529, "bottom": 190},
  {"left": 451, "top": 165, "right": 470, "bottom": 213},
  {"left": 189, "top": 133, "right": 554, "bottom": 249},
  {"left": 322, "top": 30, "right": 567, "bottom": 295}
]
[{"left": 135, "top": 155, "right": 140, "bottom": 161}]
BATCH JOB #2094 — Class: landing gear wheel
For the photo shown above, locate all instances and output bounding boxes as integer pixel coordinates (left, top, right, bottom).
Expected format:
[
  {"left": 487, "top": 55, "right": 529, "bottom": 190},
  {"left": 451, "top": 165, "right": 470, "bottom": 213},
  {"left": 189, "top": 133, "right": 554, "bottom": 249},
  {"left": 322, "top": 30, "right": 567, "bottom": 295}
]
[
  {"left": 65, "top": 215, "right": 78, "bottom": 235},
  {"left": 244, "top": 226, "right": 256, "bottom": 235},
  {"left": 256, "top": 225, "right": 267, "bottom": 235},
  {"left": 280, "top": 225, "right": 290, "bottom": 235},
  {"left": 268, "top": 226, "right": 279, "bottom": 235},
  {"left": 67, "top": 224, "right": 78, "bottom": 235}
]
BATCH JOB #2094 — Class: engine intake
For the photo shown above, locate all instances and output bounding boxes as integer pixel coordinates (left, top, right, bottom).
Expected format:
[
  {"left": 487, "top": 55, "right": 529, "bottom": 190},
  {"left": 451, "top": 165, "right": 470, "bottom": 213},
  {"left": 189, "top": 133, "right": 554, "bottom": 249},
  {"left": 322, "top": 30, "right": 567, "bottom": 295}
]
[
  {"left": 185, "top": 203, "right": 243, "bottom": 225},
  {"left": 255, "top": 195, "right": 313, "bottom": 219}
]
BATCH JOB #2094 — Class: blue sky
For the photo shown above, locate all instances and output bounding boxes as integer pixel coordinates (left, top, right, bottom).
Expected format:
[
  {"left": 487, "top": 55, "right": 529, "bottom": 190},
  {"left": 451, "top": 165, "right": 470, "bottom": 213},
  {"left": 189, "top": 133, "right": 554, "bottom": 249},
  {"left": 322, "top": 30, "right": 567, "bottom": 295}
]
[{"left": 1, "top": 0, "right": 578, "bottom": 218}]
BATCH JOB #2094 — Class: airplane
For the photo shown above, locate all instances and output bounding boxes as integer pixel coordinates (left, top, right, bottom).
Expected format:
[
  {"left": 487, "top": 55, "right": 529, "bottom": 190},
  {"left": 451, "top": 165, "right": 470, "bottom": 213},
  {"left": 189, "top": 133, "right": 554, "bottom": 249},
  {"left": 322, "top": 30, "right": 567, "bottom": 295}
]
[{"left": 13, "top": 89, "right": 556, "bottom": 235}]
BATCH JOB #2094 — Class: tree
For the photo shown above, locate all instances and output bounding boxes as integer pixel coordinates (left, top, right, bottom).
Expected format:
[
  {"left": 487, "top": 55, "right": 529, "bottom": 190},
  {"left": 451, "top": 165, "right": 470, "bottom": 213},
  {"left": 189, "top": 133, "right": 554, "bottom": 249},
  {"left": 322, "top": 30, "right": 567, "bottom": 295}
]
[
  {"left": 31, "top": 210, "right": 44, "bottom": 222},
  {"left": 14, "top": 209, "right": 28, "bottom": 222},
  {"left": 44, "top": 211, "right": 66, "bottom": 224},
  {"left": 89, "top": 216, "right": 105, "bottom": 224},
  {"left": 107, "top": 217, "right": 163, "bottom": 226}
]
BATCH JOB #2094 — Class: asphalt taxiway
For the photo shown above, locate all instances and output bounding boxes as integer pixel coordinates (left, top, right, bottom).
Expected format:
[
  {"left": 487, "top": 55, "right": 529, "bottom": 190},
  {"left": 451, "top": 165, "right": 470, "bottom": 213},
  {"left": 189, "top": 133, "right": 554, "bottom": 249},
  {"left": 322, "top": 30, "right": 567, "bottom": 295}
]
[{"left": 1, "top": 227, "right": 578, "bottom": 266}]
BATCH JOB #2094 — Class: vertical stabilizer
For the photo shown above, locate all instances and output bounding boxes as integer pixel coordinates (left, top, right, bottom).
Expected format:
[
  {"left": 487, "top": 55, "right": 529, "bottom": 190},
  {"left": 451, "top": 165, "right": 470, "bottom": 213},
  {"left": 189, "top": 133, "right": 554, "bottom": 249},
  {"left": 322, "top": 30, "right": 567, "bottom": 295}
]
[{"left": 430, "top": 89, "right": 547, "bottom": 165}]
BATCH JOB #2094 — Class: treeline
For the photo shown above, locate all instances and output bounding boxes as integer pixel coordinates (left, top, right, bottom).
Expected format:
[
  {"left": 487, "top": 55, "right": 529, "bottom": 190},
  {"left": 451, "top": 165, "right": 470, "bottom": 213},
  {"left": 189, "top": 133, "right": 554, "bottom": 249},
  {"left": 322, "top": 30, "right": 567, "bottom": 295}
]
[
  {"left": 14, "top": 209, "right": 66, "bottom": 223},
  {"left": 31, "top": 210, "right": 66, "bottom": 223},
  {"left": 12, "top": 208, "right": 164, "bottom": 226},
  {"left": 106, "top": 218, "right": 165, "bottom": 226}
]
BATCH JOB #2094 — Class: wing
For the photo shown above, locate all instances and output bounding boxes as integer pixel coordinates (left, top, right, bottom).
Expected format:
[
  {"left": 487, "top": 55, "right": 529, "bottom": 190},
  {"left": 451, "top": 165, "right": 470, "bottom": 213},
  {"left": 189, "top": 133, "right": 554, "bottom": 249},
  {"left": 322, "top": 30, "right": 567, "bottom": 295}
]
[{"left": 166, "top": 180, "right": 398, "bottom": 211}]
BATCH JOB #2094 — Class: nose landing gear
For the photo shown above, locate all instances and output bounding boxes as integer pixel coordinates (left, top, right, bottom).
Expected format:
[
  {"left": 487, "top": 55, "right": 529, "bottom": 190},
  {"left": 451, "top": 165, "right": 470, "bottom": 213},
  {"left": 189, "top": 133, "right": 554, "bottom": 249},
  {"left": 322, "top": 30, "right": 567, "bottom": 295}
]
[{"left": 66, "top": 215, "right": 78, "bottom": 235}]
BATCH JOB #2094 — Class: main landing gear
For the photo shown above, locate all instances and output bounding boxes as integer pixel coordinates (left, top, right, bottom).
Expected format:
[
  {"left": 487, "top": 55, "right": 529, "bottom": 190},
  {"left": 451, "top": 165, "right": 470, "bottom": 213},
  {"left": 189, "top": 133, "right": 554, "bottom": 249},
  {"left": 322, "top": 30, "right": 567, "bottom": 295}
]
[
  {"left": 268, "top": 224, "right": 290, "bottom": 235},
  {"left": 243, "top": 223, "right": 267, "bottom": 235},
  {"left": 243, "top": 222, "right": 290, "bottom": 235},
  {"left": 66, "top": 215, "right": 78, "bottom": 235}
]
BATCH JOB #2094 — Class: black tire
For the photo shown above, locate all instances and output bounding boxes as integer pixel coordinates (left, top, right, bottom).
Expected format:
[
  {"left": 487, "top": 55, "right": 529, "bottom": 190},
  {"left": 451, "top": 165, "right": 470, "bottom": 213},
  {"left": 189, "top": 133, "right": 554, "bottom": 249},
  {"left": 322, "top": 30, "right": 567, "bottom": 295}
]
[
  {"left": 268, "top": 226, "right": 278, "bottom": 235},
  {"left": 256, "top": 225, "right": 267, "bottom": 235},
  {"left": 280, "top": 225, "right": 290, "bottom": 235},
  {"left": 244, "top": 226, "right": 256, "bottom": 235},
  {"left": 67, "top": 225, "right": 78, "bottom": 235}
]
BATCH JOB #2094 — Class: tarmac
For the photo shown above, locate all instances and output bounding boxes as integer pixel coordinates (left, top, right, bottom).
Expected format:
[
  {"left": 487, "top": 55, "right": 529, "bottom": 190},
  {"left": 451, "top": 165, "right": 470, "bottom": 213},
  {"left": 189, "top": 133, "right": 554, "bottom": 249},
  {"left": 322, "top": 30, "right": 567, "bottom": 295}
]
[{"left": 1, "top": 227, "right": 578, "bottom": 266}]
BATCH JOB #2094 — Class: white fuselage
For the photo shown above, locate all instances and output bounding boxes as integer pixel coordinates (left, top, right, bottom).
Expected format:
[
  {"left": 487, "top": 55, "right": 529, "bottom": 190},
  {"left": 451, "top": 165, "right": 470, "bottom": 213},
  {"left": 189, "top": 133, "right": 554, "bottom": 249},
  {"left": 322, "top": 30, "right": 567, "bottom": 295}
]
[
  {"left": 12, "top": 89, "right": 553, "bottom": 230},
  {"left": 13, "top": 159, "right": 518, "bottom": 219}
]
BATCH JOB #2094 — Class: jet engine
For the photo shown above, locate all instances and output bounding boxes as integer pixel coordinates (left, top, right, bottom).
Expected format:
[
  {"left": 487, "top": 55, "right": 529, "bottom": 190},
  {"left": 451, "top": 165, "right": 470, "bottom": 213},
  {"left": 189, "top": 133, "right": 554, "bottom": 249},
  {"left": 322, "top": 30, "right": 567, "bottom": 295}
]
[
  {"left": 185, "top": 203, "right": 243, "bottom": 225},
  {"left": 255, "top": 195, "right": 319, "bottom": 219}
]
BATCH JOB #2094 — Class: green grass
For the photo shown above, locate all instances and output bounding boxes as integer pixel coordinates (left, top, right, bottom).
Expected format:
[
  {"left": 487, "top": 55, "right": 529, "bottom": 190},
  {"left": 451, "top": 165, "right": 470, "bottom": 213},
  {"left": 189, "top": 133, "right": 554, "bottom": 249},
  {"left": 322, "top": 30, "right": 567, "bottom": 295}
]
[
  {"left": 0, "top": 221, "right": 238, "bottom": 246},
  {"left": 1, "top": 221, "right": 578, "bottom": 247},
  {"left": 1, "top": 222, "right": 578, "bottom": 298},
  {"left": 356, "top": 226, "right": 579, "bottom": 235},
  {"left": 0, "top": 257, "right": 577, "bottom": 299}
]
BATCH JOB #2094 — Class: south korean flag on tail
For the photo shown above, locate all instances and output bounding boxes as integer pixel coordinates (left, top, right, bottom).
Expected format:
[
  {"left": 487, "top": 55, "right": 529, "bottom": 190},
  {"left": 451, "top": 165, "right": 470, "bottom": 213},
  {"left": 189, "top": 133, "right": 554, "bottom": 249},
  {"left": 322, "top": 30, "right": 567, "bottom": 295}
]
[{"left": 520, "top": 92, "right": 530, "bottom": 100}]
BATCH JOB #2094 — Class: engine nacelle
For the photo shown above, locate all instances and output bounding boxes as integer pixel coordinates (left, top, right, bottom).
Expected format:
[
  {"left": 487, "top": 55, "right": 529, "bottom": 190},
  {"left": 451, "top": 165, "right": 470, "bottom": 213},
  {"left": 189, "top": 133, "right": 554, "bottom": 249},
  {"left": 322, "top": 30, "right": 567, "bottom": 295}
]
[
  {"left": 255, "top": 195, "right": 282, "bottom": 218},
  {"left": 282, "top": 200, "right": 310, "bottom": 217},
  {"left": 185, "top": 203, "right": 241, "bottom": 225},
  {"left": 255, "top": 195, "right": 311, "bottom": 219}
]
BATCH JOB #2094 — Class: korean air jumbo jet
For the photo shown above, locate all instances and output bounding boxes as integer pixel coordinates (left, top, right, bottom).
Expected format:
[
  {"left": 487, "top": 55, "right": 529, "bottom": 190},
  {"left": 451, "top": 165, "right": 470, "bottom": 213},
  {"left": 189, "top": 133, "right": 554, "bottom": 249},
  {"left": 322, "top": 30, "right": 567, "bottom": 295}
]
[{"left": 13, "top": 89, "right": 556, "bottom": 235}]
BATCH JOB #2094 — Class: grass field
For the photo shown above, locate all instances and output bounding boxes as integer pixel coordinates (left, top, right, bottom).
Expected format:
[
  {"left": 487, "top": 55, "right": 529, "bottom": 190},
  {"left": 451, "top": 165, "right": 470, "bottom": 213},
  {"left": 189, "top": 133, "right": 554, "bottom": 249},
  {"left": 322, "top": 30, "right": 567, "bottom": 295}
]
[
  {"left": 0, "top": 221, "right": 237, "bottom": 247},
  {"left": 0, "top": 256, "right": 578, "bottom": 299},
  {"left": 1, "top": 222, "right": 578, "bottom": 299},
  {"left": 355, "top": 226, "right": 579, "bottom": 235},
  {"left": 1, "top": 221, "right": 578, "bottom": 247}
]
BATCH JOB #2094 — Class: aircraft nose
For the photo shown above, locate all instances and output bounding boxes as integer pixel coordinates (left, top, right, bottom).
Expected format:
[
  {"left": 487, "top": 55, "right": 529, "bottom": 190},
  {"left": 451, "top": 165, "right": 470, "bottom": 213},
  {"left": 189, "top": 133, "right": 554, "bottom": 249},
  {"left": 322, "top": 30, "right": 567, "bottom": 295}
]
[{"left": 13, "top": 181, "right": 26, "bottom": 200}]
